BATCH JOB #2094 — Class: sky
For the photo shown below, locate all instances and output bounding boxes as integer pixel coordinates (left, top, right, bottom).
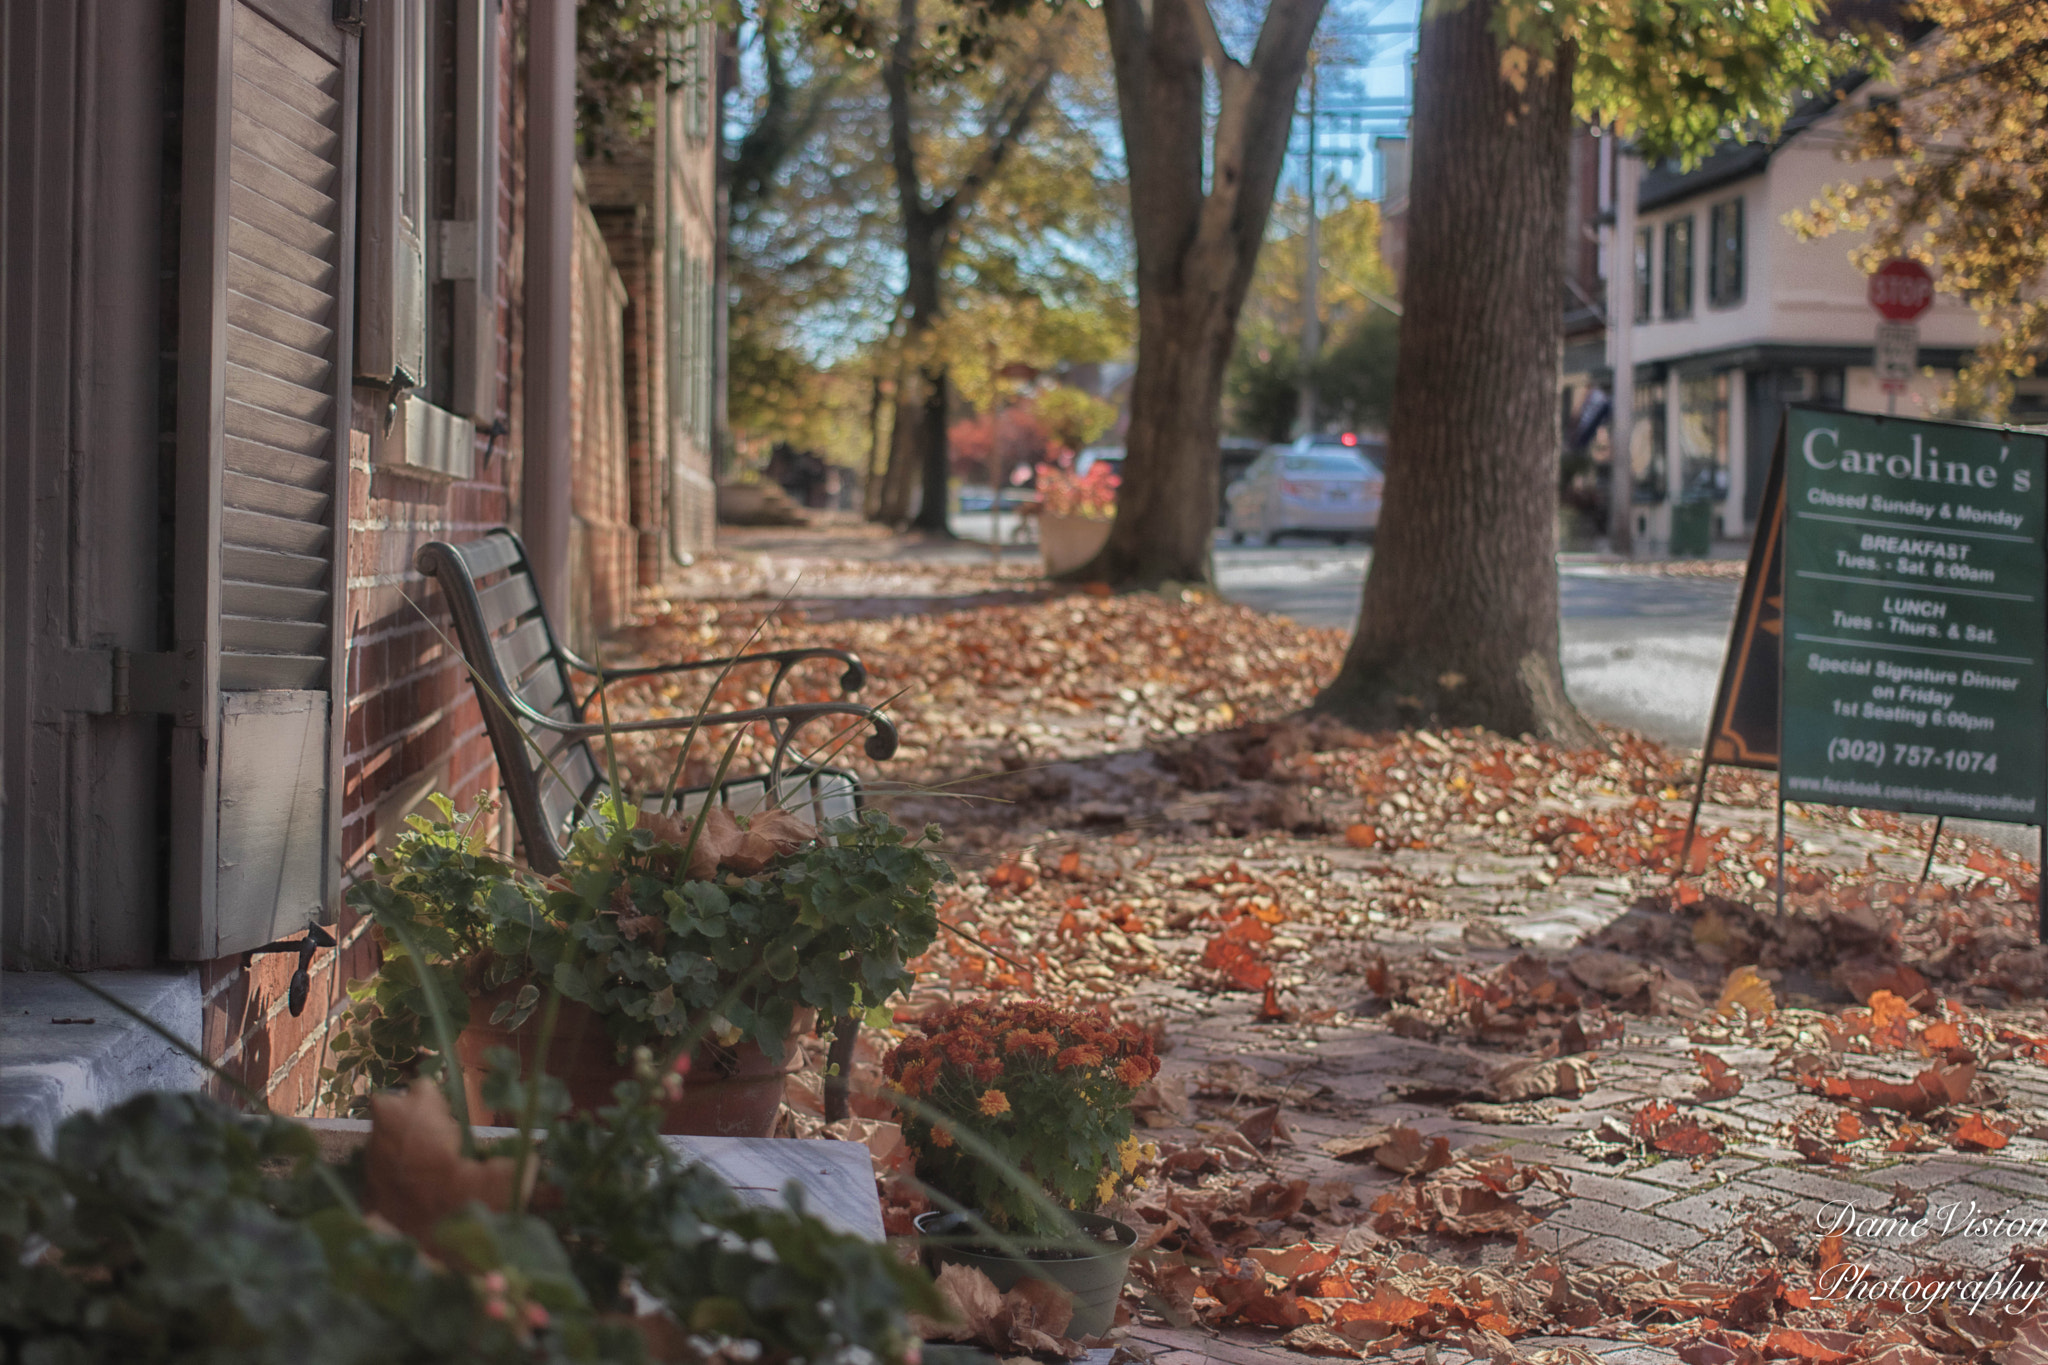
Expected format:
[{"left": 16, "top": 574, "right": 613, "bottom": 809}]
[{"left": 1290, "top": 0, "right": 1420, "bottom": 200}]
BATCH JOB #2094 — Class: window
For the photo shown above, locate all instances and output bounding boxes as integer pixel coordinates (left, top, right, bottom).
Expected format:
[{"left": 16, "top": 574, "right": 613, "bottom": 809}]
[
  {"left": 359, "top": 0, "right": 499, "bottom": 478},
  {"left": 1708, "top": 198, "right": 1744, "bottom": 307},
  {"left": 1677, "top": 371, "right": 1731, "bottom": 502},
  {"left": 1633, "top": 226, "right": 1653, "bottom": 323},
  {"left": 1662, "top": 216, "right": 1694, "bottom": 318},
  {"left": 1628, "top": 379, "right": 1667, "bottom": 504}
]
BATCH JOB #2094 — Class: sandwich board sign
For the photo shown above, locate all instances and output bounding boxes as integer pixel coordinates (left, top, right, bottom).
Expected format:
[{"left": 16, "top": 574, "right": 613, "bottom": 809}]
[{"left": 1685, "top": 406, "right": 2048, "bottom": 932}]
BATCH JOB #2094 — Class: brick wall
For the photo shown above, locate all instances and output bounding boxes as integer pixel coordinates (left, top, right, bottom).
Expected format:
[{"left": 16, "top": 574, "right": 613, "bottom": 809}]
[
  {"left": 199, "top": 0, "right": 525, "bottom": 1115},
  {"left": 569, "top": 177, "right": 636, "bottom": 647}
]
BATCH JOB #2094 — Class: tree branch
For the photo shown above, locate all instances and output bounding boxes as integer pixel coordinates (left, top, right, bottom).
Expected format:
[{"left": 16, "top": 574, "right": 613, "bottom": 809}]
[{"left": 882, "top": 0, "right": 933, "bottom": 233}]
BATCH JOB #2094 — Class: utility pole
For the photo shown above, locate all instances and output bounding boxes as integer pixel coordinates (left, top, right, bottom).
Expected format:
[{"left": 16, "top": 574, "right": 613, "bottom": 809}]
[
  {"left": 1298, "top": 61, "right": 1320, "bottom": 438},
  {"left": 1607, "top": 137, "right": 1638, "bottom": 556}
]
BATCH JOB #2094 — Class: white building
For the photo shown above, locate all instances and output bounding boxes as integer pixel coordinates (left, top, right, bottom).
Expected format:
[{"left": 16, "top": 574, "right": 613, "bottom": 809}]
[{"left": 1590, "top": 84, "right": 2030, "bottom": 551}]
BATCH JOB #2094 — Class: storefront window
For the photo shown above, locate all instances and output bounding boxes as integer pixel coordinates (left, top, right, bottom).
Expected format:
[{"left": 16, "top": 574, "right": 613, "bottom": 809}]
[
  {"left": 1629, "top": 379, "right": 1666, "bottom": 503},
  {"left": 1677, "top": 371, "right": 1730, "bottom": 502}
]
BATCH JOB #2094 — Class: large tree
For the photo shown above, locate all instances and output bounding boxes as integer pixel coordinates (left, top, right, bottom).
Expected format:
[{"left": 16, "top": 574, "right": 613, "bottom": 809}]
[
  {"left": 877, "top": 2, "right": 1069, "bottom": 532},
  {"left": 1063, "top": 0, "right": 1328, "bottom": 586},
  {"left": 1315, "top": 0, "right": 1857, "bottom": 741}
]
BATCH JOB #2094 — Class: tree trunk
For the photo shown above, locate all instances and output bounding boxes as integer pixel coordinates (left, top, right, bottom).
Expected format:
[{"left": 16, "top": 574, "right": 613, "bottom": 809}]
[
  {"left": 876, "top": 359, "right": 924, "bottom": 524},
  {"left": 909, "top": 365, "right": 952, "bottom": 533},
  {"left": 1092, "top": 290, "right": 1234, "bottom": 584},
  {"left": 1314, "top": 0, "right": 1596, "bottom": 746},
  {"left": 1075, "top": 0, "right": 1324, "bottom": 588}
]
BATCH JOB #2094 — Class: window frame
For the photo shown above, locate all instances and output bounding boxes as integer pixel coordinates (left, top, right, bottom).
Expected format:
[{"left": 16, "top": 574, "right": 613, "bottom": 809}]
[
  {"left": 1661, "top": 215, "right": 1694, "bottom": 320},
  {"left": 1707, "top": 196, "right": 1744, "bottom": 309},
  {"left": 1632, "top": 225, "right": 1654, "bottom": 324},
  {"left": 357, "top": 0, "right": 498, "bottom": 480}
]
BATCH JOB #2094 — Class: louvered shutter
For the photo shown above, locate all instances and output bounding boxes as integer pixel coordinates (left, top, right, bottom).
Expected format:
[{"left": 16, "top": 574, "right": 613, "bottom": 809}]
[{"left": 170, "top": 0, "right": 357, "bottom": 959}]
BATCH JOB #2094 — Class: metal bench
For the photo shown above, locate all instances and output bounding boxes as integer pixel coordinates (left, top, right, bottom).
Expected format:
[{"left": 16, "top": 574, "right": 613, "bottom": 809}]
[{"left": 414, "top": 527, "right": 895, "bottom": 1119}]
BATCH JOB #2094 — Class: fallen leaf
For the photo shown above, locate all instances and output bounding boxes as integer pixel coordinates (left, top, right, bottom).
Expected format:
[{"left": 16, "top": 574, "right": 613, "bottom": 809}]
[
  {"left": 1488, "top": 1054, "right": 1595, "bottom": 1101},
  {"left": 362, "top": 1082, "right": 525, "bottom": 1257},
  {"left": 1371, "top": 1124, "right": 1456, "bottom": 1176},
  {"left": 1281, "top": 1324, "right": 1366, "bottom": 1358},
  {"left": 1716, "top": 965, "right": 1777, "bottom": 1019},
  {"left": 1693, "top": 1049, "right": 1744, "bottom": 1101},
  {"left": 1236, "top": 1103, "right": 1292, "bottom": 1151},
  {"left": 1344, "top": 823, "right": 1380, "bottom": 849},
  {"left": 1952, "top": 1112, "right": 2014, "bottom": 1151}
]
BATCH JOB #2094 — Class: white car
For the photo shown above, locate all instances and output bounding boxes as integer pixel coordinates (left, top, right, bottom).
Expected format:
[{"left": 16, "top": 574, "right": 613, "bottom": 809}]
[{"left": 1224, "top": 436, "right": 1384, "bottom": 545}]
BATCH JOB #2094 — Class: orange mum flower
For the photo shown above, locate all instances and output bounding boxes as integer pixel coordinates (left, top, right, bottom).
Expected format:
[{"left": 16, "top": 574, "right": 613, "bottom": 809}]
[
  {"left": 1055, "top": 1046, "right": 1103, "bottom": 1071},
  {"left": 1116, "top": 1055, "right": 1152, "bottom": 1087},
  {"left": 978, "top": 1088, "right": 1012, "bottom": 1117}
]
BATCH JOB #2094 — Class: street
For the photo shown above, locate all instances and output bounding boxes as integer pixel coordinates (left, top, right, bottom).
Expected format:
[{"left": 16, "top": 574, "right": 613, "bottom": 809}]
[{"left": 1207, "top": 539, "right": 1741, "bottom": 749}]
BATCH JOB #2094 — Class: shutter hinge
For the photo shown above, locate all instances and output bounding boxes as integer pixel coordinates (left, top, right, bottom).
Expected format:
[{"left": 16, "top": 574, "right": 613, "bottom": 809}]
[
  {"left": 42, "top": 647, "right": 198, "bottom": 723},
  {"left": 334, "top": 0, "right": 364, "bottom": 32},
  {"left": 120, "top": 647, "right": 206, "bottom": 724}
]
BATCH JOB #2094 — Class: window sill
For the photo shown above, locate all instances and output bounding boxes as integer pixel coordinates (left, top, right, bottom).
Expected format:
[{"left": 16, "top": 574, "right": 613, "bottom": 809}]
[
  {"left": 372, "top": 393, "right": 477, "bottom": 481},
  {"left": 0, "top": 968, "right": 203, "bottom": 1150}
]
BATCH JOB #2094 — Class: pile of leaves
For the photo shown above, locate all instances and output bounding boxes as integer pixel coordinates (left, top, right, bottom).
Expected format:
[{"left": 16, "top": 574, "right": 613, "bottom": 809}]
[{"left": 605, "top": 591, "right": 1348, "bottom": 791}]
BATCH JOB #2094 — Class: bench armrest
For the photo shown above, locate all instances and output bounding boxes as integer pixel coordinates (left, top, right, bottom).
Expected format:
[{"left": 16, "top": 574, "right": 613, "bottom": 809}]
[
  {"left": 556, "top": 646, "right": 866, "bottom": 714},
  {"left": 507, "top": 696, "right": 899, "bottom": 774}
]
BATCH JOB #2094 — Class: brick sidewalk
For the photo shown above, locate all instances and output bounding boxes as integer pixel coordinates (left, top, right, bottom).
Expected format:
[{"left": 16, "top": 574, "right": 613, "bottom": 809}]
[{"left": 1096, "top": 831, "right": 2048, "bottom": 1365}]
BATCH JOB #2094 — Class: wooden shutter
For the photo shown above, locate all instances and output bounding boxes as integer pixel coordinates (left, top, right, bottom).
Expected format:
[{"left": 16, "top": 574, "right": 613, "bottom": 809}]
[
  {"left": 356, "top": 0, "right": 425, "bottom": 388},
  {"left": 170, "top": 0, "right": 357, "bottom": 959},
  {"left": 448, "top": 0, "right": 499, "bottom": 422}
]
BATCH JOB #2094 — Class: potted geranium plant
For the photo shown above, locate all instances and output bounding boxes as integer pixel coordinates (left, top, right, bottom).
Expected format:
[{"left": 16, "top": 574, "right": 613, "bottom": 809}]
[
  {"left": 326, "top": 793, "right": 951, "bottom": 1137},
  {"left": 1032, "top": 452, "right": 1119, "bottom": 576},
  {"left": 885, "top": 999, "right": 1158, "bottom": 1340},
  {"left": 2, "top": 1069, "right": 940, "bottom": 1361}
]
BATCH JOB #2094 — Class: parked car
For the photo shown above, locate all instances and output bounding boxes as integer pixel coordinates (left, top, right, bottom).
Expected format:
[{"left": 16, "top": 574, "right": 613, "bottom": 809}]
[{"left": 1224, "top": 435, "right": 1385, "bottom": 545}]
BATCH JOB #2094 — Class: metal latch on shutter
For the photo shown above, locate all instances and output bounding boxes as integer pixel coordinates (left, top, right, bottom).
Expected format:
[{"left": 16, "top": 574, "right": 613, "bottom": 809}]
[{"left": 51, "top": 647, "right": 204, "bottom": 725}]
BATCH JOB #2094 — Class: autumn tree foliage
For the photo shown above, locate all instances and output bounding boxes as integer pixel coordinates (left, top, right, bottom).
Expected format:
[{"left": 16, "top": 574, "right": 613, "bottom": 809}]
[
  {"left": 1316, "top": 0, "right": 1859, "bottom": 744},
  {"left": 1795, "top": 0, "right": 2048, "bottom": 415}
]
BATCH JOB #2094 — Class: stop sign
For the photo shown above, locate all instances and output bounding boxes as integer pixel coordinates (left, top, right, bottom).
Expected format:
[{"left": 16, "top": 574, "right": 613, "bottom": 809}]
[{"left": 1869, "top": 258, "right": 1935, "bottom": 321}]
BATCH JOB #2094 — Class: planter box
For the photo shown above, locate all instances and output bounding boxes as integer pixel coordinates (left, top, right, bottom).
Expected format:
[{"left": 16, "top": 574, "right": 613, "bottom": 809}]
[{"left": 1039, "top": 512, "right": 1112, "bottom": 576}]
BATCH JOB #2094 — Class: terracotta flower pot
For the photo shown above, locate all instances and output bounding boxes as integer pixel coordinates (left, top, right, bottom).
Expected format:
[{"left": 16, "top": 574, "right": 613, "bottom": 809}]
[
  {"left": 455, "top": 983, "right": 812, "bottom": 1138},
  {"left": 914, "top": 1210, "right": 1136, "bottom": 1340},
  {"left": 1038, "top": 512, "right": 1113, "bottom": 576}
]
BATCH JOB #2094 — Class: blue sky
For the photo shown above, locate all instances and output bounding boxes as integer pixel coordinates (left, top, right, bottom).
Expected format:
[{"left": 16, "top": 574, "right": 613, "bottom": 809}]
[{"left": 1290, "top": 0, "right": 1420, "bottom": 200}]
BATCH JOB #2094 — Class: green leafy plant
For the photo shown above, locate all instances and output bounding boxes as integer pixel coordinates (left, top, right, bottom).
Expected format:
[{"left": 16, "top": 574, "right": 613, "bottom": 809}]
[
  {"left": 882, "top": 999, "right": 1158, "bottom": 1236},
  {"left": 0, "top": 1076, "right": 938, "bottom": 1363},
  {"left": 326, "top": 795, "right": 952, "bottom": 1115}
]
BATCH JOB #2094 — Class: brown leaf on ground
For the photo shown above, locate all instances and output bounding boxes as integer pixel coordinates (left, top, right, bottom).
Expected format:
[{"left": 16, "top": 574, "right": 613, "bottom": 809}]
[
  {"left": 1631, "top": 1100, "right": 1725, "bottom": 1158},
  {"left": 1693, "top": 1049, "right": 1744, "bottom": 1101},
  {"left": 1281, "top": 1324, "right": 1367, "bottom": 1358},
  {"left": 1370, "top": 1153, "right": 1567, "bottom": 1239},
  {"left": 993, "top": 1275, "right": 1080, "bottom": 1353},
  {"left": 1995, "top": 1311, "right": 2048, "bottom": 1365},
  {"left": 1952, "top": 1112, "right": 2015, "bottom": 1151},
  {"left": 1837, "top": 959, "right": 1932, "bottom": 1008},
  {"left": 1488, "top": 1054, "right": 1595, "bottom": 1101},
  {"left": 1237, "top": 1102, "right": 1293, "bottom": 1150},
  {"left": 1131, "top": 1073, "right": 1189, "bottom": 1128},
  {"left": 362, "top": 1082, "right": 524, "bottom": 1257},
  {"left": 915, "top": 1263, "right": 1004, "bottom": 1343},
  {"left": 1764, "top": 1328, "right": 1859, "bottom": 1363},
  {"left": 1809, "top": 1060, "right": 1976, "bottom": 1116},
  {"left": 1371, "top": 1124, "right": 1456, "bottom": 1176},
  {"left": 1450, "top": 1101, "right": 1560, "bottom": 1124},
  {"left": 1715, "top": 965, "right": 1777, "bottom": 1019},
  {"left": 1566, "top": 949, "right": 1654, "bottom": 996}
]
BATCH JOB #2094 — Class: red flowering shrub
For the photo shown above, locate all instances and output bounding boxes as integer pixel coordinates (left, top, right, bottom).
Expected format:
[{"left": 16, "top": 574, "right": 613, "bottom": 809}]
[
  {"left": 883, "top": 999, "right": 1158, "bottom": 1235},
  {"left": 1033, "top": 453, "right": 1119, "bottom": 520}
]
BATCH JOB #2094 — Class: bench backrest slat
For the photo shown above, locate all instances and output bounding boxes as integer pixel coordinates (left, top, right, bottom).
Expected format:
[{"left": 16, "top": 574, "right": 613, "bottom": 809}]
[{"left": 415, "top": 528, "right": 595, "bottom": 872}]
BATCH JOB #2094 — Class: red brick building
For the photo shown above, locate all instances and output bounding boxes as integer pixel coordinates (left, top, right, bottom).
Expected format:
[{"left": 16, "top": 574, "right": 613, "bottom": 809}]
[{"left": 0, "top": 0, "right": 720, "bottom": 1136}]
